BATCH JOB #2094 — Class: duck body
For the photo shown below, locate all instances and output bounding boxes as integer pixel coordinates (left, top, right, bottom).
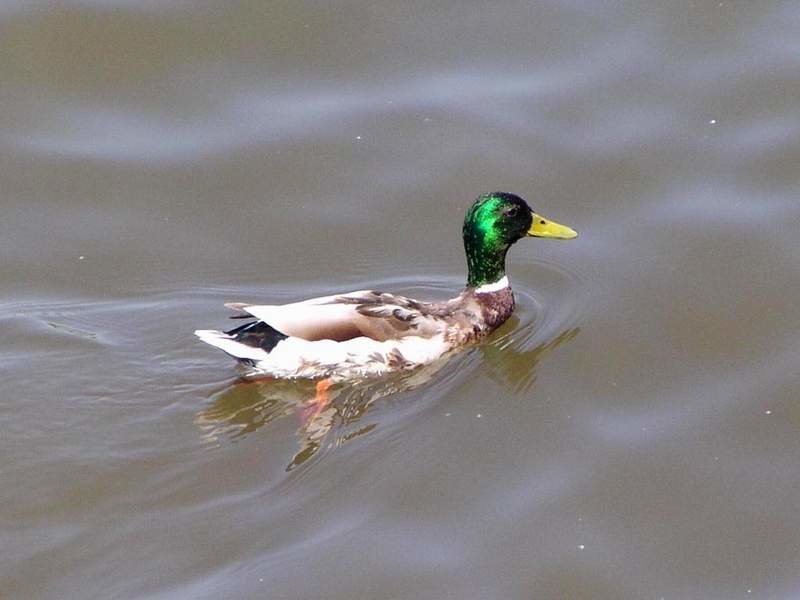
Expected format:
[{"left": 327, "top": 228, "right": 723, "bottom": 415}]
[
  {"left": 196, "top": 280, "right": 514, "bottom": 380},
  {"left": 195, "top": 192, "right": 576, "bottom": 381}
]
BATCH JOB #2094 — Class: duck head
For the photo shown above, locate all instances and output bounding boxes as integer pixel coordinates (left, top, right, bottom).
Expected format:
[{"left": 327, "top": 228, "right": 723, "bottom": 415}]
[{"left": 463, "top": 192, "right": 577, "bottom": 288}]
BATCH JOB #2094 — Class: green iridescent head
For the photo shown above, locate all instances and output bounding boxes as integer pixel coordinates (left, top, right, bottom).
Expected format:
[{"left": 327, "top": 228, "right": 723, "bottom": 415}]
[{"left": 463, "top": 192, "right": 577, "bottom": 288}]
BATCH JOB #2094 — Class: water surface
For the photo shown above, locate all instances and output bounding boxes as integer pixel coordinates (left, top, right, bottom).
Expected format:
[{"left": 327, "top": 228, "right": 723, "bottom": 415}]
[{"left": 2, "top": 1, "right": 800, "bottom": 598}]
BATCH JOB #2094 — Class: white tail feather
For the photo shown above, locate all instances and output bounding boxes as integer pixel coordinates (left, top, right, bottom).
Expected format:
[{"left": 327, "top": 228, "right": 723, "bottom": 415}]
[{"left": 194, "top": 329, "right": 269, "bottom": 361}]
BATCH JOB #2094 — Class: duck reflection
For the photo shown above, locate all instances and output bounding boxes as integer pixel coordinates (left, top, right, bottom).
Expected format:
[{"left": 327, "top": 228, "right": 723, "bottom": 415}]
[
  {"left": 483, "top": 316, "right": 580, "bottom": 394},
  {"left": 195, "top": 319, "right": 579, "bottom": 471}
]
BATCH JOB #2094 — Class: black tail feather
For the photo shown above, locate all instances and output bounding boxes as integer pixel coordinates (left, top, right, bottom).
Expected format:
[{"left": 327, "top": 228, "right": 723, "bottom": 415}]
[
  {"left": 224, "top": 320, "right": 288, "bottom": 353},
  {"left": 224, "top": 321, "right": 256, "bottom": 336}
]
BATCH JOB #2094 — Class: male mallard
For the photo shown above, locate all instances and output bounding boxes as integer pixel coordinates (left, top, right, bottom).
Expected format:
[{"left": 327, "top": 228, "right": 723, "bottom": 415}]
[{"left": 195, "top": 192, "right": 576, "bottom": 382}]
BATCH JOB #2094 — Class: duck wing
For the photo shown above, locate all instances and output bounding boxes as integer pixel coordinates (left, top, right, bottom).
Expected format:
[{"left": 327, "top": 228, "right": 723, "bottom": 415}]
[{"left": 227, "top": 290, "right": 449, "bottom": 343}]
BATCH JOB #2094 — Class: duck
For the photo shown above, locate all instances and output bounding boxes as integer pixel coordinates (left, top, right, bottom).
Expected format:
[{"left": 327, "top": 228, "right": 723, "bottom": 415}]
[{"left": 195, "top": 192, "right": 577, "bottom": 383}]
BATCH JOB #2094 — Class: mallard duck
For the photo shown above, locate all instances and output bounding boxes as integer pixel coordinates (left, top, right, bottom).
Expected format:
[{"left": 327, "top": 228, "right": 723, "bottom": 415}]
[{"left": 195, "top": 192, "right": 576, "bottom": 382}]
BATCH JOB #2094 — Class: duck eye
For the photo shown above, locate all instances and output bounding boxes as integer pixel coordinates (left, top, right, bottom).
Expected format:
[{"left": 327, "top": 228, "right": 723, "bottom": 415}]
[{"left": 503, "top": 206, "right": 519, "bottom": 217}]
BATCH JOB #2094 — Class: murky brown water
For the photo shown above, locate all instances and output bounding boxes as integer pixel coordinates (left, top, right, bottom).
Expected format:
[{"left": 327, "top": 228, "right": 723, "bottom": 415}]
[{"left": 3, "top": 1, "right": 800, "bottom": 598}]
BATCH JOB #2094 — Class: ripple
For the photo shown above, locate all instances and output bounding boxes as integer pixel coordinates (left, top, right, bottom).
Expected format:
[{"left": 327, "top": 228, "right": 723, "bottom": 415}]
[{"left": 4, "top": 31, "right": 651, "bottom": 165}]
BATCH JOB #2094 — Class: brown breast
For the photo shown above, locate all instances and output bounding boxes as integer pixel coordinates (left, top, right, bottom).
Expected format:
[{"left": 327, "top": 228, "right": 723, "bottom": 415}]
[
  {"left": 475, "top": 287, "right": 516, "bottom": 331},
  {"left": 466, "top": 287, "right": 514, "bottom": 334}
]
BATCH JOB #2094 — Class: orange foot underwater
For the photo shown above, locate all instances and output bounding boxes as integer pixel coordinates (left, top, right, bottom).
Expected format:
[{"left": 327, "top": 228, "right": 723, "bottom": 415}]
[{"left": 300, "top": 379, "right": 333, "bottom": 427}]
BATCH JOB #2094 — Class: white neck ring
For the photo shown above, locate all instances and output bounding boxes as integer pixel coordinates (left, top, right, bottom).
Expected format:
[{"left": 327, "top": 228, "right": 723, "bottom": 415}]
[{"left": 474, "top": 276, "right": 510, "bottom": 294}]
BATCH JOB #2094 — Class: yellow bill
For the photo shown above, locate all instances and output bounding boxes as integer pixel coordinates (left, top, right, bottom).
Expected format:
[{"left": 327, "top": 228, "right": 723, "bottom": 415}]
[{"left": 528, "top": 212, "right": 578, "bottom": 239}]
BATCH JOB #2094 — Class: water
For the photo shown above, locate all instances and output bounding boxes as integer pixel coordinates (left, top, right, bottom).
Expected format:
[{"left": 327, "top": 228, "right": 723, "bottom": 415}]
[{"left": 2, "top": 1, "right": 800, "bottom": 598}]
